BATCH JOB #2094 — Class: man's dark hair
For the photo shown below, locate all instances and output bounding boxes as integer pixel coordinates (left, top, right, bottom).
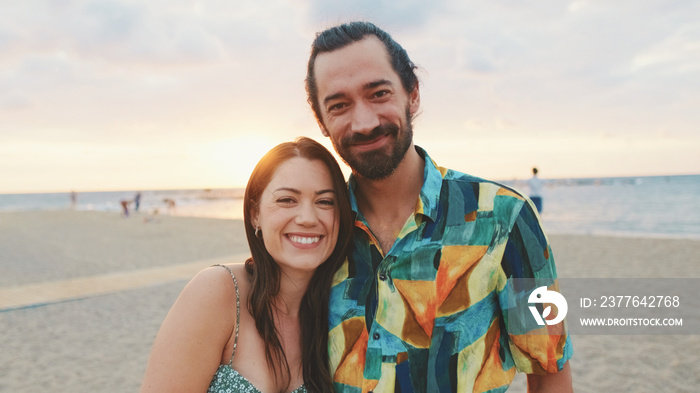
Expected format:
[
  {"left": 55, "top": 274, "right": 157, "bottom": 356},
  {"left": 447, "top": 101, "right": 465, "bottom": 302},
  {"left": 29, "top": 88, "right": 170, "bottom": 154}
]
[{"left": 305, "top": 21, "right": 419, "bottom": 126}]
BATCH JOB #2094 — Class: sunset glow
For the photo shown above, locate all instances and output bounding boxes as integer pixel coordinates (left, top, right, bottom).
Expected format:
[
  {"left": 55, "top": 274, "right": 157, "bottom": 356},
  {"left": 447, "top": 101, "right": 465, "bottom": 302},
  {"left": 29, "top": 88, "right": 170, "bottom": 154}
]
[{"left": 2, "top": 1, "right": 699, "bottom": 193}]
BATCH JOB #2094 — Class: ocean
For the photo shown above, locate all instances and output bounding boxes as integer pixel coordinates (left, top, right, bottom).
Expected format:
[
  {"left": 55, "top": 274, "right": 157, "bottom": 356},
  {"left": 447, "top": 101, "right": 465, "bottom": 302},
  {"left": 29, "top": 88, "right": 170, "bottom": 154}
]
[
  {"left": 1, "top": 174, "right": 699, "bottom": 239},
  {"left": 502, "top": 174, "right": 700, "bottom": 239}
]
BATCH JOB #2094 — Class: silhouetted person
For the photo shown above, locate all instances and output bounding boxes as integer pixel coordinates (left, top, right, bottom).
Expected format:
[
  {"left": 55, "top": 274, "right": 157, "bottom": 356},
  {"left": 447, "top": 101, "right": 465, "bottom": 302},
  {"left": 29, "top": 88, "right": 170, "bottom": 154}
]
[
  {"left": 528, "top": 167, "right": 543, "bottom": 213},
  {"left": 163, "top": 198, "right": 176, "bottom": 215},
  {"left": 134, "top": 192, "right": 142, "bottom": 212},
  {"left": 120, "top": 200, "right": 130, "bottom": 217}
]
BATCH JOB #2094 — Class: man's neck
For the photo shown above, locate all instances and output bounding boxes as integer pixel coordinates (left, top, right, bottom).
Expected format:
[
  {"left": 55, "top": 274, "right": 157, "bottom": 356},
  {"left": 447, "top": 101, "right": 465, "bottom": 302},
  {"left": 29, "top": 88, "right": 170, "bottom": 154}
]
[{"left": 353, "top": 145, "right": 425, "bottom": 254}]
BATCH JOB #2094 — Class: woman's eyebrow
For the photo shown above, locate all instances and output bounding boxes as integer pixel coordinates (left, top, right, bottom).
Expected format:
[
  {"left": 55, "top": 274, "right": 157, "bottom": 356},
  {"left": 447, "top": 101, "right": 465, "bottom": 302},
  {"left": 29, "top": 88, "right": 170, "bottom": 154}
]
[
  {"left": 274, "top": 187, "right": 300, "bottom": 194},
  {"left": 273, "top": 187, "right": 335, "bottom": 195}
]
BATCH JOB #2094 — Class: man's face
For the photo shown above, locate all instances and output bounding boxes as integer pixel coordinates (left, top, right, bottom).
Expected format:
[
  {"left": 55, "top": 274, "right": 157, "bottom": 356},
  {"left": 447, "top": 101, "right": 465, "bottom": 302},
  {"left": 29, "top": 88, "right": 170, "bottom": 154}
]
[{"left": 312, "top": 36, "right": 420, "bottom": 180}]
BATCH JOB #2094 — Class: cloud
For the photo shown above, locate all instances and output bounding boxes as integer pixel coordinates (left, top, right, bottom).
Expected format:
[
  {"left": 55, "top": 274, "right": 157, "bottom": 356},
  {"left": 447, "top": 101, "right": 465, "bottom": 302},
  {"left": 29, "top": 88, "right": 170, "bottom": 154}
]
[
  {"left": 402, "top": 0, "right": 700, "bottom": 145},
  {"left": 1, "top": 0, "right": 699, "bottom": 192},
  {"left": 303, "top": 0, "right": 446, "bottom": 31},
  {"left": 59, "top": 1, "right": 227, "bottom": 66},
  {"left": 631, "top": 25, "right": 700, "bottom": 75},
  {"left": 0, "top": 0, "right": 300, "bottom": 70},
  {"left": 0, "top": 0, "right": 316, "bottom": 144},
  {"left": 0, "top": 28, "right": 16, "bottom": 53},
  {"left": 0, "top": 92, "right": 32, "bottom": 110}
]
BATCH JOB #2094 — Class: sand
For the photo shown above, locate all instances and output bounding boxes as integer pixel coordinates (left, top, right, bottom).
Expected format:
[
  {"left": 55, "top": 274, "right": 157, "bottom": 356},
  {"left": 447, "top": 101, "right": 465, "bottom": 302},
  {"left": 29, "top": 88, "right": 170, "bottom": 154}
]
[
  {"left": 0, "top": 211, "right": 698, "bottom": 392},
  {"left": 506, "top": 234, "right": 700, "bottom": 393}
]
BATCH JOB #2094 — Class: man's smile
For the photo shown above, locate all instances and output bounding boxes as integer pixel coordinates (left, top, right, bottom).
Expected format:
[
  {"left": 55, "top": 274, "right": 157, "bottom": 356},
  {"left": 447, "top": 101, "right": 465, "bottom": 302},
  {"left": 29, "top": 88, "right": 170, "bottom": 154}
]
[{"left": 349, "top": 133, "right": 391, "bottom": 152}]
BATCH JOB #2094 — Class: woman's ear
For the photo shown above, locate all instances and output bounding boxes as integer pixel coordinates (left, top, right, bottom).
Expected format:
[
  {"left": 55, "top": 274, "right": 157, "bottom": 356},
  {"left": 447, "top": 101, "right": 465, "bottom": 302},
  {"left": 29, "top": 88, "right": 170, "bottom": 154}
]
[{"left": 251, "top": 210, "right": 260, "bottom": 229}]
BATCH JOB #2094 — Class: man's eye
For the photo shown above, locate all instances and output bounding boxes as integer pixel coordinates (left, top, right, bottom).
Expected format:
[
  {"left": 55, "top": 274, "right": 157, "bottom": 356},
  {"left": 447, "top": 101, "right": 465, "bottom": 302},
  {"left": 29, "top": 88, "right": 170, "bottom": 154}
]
[
  {"left": 328, "top": 103, "right": 346, "bottom": 112},
  {"left": 373, "top": 90, "right": 389, "bottom": 98}
]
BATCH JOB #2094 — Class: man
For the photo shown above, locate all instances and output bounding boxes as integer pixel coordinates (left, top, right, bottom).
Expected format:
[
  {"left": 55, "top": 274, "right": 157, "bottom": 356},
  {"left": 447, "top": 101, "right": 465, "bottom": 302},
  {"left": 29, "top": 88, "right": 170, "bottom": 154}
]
[
  {"left": 528, "top": 167, "right": 544, "bottom": 213},
  {"left": 134, "top": 191, "right": 142, "bottom": 212},
  {"left": 305, "top": 22, "right": 573, "bottom": 392}
]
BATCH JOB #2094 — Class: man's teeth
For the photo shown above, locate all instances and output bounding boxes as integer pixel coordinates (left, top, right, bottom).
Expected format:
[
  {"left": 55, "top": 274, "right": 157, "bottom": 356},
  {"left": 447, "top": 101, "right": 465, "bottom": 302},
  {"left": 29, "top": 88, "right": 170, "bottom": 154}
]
[{"left": 289, "top": 235, "right": 320, "bottom": 244}]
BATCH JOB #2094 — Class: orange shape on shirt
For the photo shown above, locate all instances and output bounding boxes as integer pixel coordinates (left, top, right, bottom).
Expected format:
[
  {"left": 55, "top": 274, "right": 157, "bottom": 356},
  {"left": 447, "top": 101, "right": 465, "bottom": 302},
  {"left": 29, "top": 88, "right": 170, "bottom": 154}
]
[
  {"left": 334, "top": 317, "right": 369, "bottom": 386},
  {"left": 436, "top": 244, "right": 488, "bottom": 316}
]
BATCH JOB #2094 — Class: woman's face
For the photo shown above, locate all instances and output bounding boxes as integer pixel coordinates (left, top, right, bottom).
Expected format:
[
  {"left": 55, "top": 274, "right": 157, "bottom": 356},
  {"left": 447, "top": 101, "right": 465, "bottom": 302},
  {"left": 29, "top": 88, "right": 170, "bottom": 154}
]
[{"left": 253, "top": 157, "right": 340, "bottom": 274}]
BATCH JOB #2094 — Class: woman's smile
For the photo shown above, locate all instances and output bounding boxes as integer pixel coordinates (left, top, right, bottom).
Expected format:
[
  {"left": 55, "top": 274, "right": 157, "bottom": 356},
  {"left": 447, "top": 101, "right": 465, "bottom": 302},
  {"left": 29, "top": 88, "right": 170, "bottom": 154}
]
[{"left": 287, "top": 233, "right": 323, "bottom": 247}]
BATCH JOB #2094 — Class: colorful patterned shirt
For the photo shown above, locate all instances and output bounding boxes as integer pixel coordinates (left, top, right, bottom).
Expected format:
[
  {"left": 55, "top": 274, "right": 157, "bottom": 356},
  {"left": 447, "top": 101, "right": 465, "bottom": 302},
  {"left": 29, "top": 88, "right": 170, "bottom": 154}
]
[{"left": 328, "top": 147, "right": 573, "bottom": 393}]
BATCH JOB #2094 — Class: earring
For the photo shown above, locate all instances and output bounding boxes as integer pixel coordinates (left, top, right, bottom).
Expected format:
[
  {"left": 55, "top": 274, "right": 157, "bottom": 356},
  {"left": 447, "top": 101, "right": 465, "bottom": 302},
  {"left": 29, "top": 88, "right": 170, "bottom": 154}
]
[{"left": 255, "top": 227, "right": 262, "bottom": 239}]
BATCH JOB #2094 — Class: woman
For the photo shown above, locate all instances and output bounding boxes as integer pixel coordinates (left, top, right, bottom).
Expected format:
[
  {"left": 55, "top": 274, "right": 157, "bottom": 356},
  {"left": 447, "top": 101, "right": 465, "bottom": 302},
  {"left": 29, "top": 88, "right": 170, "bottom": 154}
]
[{"left": 140, "top": 137, "right": 353, "bottom": 393}]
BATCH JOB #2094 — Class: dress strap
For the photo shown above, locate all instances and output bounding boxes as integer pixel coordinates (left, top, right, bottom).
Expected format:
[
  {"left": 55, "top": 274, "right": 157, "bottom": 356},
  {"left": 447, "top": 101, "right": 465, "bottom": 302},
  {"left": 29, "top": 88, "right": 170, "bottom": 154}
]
[{"left": 212, "top": 264, "right": 240, "bottom": 366}]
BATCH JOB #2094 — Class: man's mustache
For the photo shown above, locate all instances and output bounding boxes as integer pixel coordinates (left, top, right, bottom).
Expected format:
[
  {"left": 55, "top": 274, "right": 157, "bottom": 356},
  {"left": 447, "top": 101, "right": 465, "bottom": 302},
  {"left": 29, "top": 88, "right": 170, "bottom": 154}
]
[{"left": 342, "top": 123, "right": 399, "bottom": 145}]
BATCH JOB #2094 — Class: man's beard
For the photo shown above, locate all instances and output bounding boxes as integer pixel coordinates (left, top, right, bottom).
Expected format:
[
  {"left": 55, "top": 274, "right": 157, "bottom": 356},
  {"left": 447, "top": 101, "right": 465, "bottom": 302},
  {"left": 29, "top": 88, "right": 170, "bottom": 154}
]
[{"left": 334, "top": 108, "right": 414, "bottom": 180}]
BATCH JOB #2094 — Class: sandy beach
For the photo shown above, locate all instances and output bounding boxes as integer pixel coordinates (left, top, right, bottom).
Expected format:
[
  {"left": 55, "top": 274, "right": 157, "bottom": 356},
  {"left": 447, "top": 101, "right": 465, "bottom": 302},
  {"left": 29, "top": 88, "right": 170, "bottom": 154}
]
[{"left": 1, "top": 211, "right": 698, "bottom": 392}]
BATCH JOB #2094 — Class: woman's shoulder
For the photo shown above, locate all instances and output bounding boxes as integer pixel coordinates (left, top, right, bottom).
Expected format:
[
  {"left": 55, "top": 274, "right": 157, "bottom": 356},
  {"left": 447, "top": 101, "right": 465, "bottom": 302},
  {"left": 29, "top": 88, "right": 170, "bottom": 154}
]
[
  {"left": 191, "top": 263, "right": 250, "bottom": 302},
  {"left": 207, "top": 263, "right": 249, "bottom": 286},
  {"left": 139, "top": 263, "right": 250, "bottom": 392},
  {"left": 175, "top": 263, "right": 244, "bottom": 307}
]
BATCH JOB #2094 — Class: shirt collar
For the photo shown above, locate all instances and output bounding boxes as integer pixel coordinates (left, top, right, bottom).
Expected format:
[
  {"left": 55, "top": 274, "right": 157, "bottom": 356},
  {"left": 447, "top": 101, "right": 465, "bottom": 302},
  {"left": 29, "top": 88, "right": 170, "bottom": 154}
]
[{"left": 348, "top": 146, "right": 443, "bottom": 223}]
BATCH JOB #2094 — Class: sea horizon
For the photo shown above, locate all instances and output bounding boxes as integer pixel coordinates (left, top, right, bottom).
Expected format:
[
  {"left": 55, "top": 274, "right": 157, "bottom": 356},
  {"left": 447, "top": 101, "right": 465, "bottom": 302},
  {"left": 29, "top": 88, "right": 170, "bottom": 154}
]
[
  {"left": 2, "top": 174, "right": 699, "bottom": 240},
  {"left": 2, "top": 173, "right": 699, "bottom": 196}
]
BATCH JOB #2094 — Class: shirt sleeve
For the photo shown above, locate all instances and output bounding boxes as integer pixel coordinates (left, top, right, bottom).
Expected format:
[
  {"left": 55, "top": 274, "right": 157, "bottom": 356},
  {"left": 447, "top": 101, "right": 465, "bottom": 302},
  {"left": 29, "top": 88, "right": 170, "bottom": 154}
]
[{"left": 499, "top": 196, "right": 573, "bottom": 374}]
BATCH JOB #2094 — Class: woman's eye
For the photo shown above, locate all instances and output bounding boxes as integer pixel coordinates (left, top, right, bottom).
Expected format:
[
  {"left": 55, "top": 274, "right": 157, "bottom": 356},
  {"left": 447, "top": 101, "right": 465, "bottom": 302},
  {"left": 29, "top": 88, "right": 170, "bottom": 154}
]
[
  {"left": 276, "top": 197, "right": 295, "bottom": 204},
  {"left": 317, "top": 199, "right": 335, "bottom": 207}
]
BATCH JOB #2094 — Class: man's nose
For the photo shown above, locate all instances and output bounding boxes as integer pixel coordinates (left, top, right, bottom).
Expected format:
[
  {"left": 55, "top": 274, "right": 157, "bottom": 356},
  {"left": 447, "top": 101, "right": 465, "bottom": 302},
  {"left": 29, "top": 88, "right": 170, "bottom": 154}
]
[{"left": 350, "top": 102, "right": 380, "bottom": 134}]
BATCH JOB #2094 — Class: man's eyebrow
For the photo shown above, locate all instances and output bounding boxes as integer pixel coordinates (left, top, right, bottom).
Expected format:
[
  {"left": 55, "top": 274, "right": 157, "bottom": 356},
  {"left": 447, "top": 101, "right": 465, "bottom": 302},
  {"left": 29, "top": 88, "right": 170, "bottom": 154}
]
[
  {"left": 365, "top": 79, "right": 393, "bottom": 90},
  {"left": 323, "top": 92, "right": 346, "bottom": 105}
]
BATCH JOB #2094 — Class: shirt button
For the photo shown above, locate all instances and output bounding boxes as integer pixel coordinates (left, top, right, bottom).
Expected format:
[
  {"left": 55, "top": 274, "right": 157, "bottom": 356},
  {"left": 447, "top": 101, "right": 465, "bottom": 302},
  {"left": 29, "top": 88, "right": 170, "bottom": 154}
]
[
  {"left": 379, "top": 273, "right": 387, "bottom": 281},
  {"left": 373, "top": 332, "right": 380, "bottom": 340}
]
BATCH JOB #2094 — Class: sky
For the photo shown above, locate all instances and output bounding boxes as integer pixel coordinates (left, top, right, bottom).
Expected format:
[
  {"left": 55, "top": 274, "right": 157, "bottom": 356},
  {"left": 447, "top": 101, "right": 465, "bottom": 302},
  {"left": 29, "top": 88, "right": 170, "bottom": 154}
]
[{"left": 1, "top": 0, "right": 699, "bottom": 193}]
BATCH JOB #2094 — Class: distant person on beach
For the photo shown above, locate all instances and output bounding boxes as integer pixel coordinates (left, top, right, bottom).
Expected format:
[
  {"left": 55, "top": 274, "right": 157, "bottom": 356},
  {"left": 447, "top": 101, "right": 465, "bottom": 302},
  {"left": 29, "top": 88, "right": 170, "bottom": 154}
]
[
  {"left": 70, "top": 190, "right": 77, "bottom": 210},
  {"left": 120, "top": 200, "right": 130, "bottom": 217},
  {"left": 140, "top": 137, "right": 353, "bottom": 393},
  {"left": 305, "top": 21, "right": 572, "bottom": 392},
  {"left": 163, "top": 198, "right": 176, "bottom": 215},
  {"left": 528, "top": 167, "right": 544, "bottom": 213},
  {"left": 134, "top": 192, "right": 142, "bottom": 212}
]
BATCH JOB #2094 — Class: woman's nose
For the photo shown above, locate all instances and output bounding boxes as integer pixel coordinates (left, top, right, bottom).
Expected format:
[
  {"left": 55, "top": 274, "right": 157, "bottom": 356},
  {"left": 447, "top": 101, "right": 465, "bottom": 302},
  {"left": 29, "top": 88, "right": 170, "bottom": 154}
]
[{"left": 294, "top": 202, "right": 319, "bottom": 226}]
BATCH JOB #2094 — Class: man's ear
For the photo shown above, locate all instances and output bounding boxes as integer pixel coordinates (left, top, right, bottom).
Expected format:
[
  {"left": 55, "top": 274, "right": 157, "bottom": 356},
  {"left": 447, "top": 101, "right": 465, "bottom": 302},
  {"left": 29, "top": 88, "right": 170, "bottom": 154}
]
[
  {"left": 408, "top": 84, "right": 421, "bottom": 116},
  {"left": 319, "top": 121, "right": 330, "bottom": 137}
]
